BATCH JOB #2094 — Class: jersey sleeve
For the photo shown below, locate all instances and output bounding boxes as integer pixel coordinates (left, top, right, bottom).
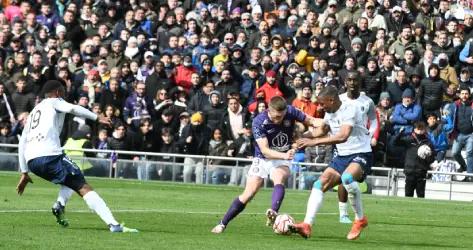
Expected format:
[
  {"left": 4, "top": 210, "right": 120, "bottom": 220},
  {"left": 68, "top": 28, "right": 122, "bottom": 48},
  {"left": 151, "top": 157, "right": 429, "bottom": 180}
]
[
  {"left": 252, "top": 117, "right": 266, "bottom": 140},
  {"left": 52, "top": 98, "right": 98, "bottom": 121},
  {"left": 18, "top": 128, "right": 28, "bottom": 173},
  {"left": 287, "top": 105, "right": 306, "bottom": 122}
]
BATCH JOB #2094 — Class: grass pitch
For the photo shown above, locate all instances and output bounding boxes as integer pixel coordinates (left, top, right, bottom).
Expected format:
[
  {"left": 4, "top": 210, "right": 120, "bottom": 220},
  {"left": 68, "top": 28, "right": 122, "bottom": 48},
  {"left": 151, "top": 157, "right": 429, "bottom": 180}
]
[{"left": 0, "top": 171, "right": 472, "bottom": 250}]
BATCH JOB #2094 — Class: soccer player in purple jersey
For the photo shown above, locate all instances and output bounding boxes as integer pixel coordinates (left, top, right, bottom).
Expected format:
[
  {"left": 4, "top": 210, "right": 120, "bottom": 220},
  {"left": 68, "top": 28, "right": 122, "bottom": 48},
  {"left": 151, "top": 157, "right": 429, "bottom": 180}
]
[{"left": 211, "top": 96, "right": 320, "bottom": 234}]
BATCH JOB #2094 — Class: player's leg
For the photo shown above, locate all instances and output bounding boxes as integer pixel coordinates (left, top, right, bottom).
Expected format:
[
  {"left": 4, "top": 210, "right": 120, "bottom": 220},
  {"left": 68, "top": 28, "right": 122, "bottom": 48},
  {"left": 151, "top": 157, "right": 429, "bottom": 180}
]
[
  {"left": 292, "top": 168, "right": 341, "bottom": 238},
  {"left": 415, "top": 172, "right": 427, "bottom": 198},
  {"left": 342, "top": 162, "right": 368, "bottom": 240},
  {"left": 266, "top": 165, "right": 290, "bottom": 226},
  {"left": 337, "top": 185, "right": 351, "bottom": 224},
  {"left": 211, "top": 176, "right": 264, "bottom": 233},
  {"left": 52, "top": 185, "right": 74, "bottom": 227},
  {"left": 404, "top": 173, "right": 415, "bottom": 197},
  {"left": 61, "top": 155, "right": 138, "bottom": 233}
]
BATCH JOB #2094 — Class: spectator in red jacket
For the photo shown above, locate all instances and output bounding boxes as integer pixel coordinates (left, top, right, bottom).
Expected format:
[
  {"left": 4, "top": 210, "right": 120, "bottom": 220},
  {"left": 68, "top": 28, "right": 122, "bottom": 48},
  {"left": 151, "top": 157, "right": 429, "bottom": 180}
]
[
  {"left": 173, "top": 54, "right": 197, "bottom": 92},
  {"left": 257, "top": 70, "right": 284, "bottom": 104}
]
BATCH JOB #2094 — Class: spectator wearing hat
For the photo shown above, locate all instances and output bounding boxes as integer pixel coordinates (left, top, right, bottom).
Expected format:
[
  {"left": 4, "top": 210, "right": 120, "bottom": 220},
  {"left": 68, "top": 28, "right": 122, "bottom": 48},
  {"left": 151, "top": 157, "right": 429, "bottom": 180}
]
[
  {"left": 203, "top": 90, "right": 226, "bottom": 131},
  {"left": 349, "top": 37, "right": 369, "bottom": 67},
  {"left": 384, "top": 5, "right": 414, "bottom": 39},
  {"left": 318, "top": 0, "right": 339, "bottom": 25},
  {"left": 136, "top": 51, "right": 155, "bottom": 82},
  {"left": 178, "top": 112, "right": 212, "bottom": 184},
  {"left": 459, "top": 67, "right": 473, "bottom": 90},
  {"left": 124, "top": 36, "right": 141, "bottom": 61},
  {"left": 360, "top": 1, "right": 387, "bottom": 31},
  {"left": 415, "top": 0, "right": 434, "bottom": 34},
  {"left": 362, "top": 57, "right": 386, "bottom": 104},
  {"left": 391, "top": 88, "right": 422, "bottom": 135},
  {"left": 257, "top": 70, "right": 284, "bottom": 104},
  {"left": 81, "top": 69, "right": 102, "bottom": 107},
  {"left": 221, "top": 96, "right": 251, "bottom": 142},
  {"left": 230, "top": 45, "right": 246, "bottom": 75},
  {"left": 106, "top": 40, "right": 127, "bottom": 68},
  {"left": 282, "top": 15, "right": 299, "bottom": 38},
  {"left": 464, "top": 13, "right": 473, "bottom": 41},
  {"left": 418, "top": 64, "right": 445, "bottom": 117}
]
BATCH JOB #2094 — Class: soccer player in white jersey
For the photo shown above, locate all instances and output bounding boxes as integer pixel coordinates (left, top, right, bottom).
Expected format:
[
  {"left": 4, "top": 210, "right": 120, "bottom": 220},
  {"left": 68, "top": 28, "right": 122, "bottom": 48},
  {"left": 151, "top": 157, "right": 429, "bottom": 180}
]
[
  {"left": 291, "top": 85, "right": 372, "bottom": 240},
  {"left": 16, "top": 80, "right": 138, "bottom": 233},
  {"left": 337, "top": 72, "right": 379, "bottom": 224}
]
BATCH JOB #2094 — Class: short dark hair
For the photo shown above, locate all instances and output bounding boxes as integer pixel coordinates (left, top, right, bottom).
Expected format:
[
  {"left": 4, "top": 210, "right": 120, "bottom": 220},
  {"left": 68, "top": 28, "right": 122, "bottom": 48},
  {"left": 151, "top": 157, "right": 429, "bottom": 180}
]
[
  {"left": 41, "top": 80, "right": 64, "bottom": 96},
  {"left": 269, "top": 96, "right": 287, "bottom": 111},
  {"left": 318, "top": 85, "right": 339, "bottom": 98},
  {"left": 414, "top": 121, "right": 427, "bottom": 130}
]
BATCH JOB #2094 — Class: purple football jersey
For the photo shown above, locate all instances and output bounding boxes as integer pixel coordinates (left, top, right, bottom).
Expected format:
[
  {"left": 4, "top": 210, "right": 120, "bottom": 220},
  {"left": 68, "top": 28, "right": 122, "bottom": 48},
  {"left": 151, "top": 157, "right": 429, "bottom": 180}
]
[{"left": 252, "top": 105, "right": 306, "bottom": 159}]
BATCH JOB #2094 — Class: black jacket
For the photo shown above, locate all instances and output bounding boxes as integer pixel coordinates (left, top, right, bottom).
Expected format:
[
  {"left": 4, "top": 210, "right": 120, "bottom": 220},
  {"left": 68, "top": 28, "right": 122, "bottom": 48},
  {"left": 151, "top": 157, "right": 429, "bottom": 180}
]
[
  {"left": 362, "top": 69, "right": 386, "bottom": 104},
  {"left": 220, "top": 107, "right": 251, "bottom": 141},
  {"left": 395, "top": 132, "right": 435, "bottom": 174},
  {"left": 418, "top": 77, "right": 446, "bottom": 112},
  {"left": 177, "top": 124, "right": 212, "bottom": 155}
]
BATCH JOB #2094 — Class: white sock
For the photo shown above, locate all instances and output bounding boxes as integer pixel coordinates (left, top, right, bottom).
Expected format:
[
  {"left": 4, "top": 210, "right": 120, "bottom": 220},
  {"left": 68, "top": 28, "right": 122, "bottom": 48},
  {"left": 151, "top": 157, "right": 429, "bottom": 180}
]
[
  {"left": 57, "top": 185, "right": 74, "bottom": 206},
  {"left": 303, "top": 188, "right": 324, "bottom": 225},
  {"left": 343, "top": 181, "right": 364, "bottom": 220},
  {"left": 83, "top": 191, "right": 119, "bottom": 226},
  {"left": 338, "top": 201, "right": 349, "bottom": 217}
]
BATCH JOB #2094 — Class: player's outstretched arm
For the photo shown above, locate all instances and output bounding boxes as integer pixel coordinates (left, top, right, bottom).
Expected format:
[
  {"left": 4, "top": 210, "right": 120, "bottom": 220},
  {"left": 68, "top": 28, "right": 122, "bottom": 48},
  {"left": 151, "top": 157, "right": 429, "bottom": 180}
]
[{"left": 53, "top": 99, "right": 98, "bottom": 121}]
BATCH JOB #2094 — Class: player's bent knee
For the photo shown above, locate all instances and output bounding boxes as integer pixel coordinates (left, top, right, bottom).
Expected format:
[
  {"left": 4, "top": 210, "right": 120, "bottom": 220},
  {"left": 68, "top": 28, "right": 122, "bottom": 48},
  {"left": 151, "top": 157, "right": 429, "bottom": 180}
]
[{"left": 341, "top": 173, "right": 354, "bottom": 185}]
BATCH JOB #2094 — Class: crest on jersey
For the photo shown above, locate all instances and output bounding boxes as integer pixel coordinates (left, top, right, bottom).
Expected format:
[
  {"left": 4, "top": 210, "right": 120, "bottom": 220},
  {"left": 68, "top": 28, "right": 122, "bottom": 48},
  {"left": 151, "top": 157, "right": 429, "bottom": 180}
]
[
  {"left": 283, "top": 120, "right": 291, "bottom": 127},
  {"left": 272, "top": 131, "right": 289, "bottom": 149}
]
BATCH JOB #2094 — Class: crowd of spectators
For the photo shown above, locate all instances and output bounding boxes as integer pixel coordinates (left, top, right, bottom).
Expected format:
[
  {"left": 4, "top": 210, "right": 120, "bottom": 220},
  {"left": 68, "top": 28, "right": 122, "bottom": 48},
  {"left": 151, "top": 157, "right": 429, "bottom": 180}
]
[{"left": 1, "top": 0, "right": 473, "bottom": 184}]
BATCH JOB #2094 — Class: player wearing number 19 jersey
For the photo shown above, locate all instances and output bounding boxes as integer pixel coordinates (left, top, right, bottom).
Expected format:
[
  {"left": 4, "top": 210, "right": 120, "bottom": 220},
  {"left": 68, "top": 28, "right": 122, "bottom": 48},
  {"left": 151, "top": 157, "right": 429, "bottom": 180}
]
[{"left": 16, "top": 80, "right": 138, "bottom": 233}]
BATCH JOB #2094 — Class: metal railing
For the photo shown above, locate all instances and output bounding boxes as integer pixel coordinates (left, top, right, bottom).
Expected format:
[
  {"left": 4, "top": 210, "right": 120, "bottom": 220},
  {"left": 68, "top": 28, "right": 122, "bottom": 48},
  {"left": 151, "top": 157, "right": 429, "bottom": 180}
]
[{"left": 1, "top": 143, "right": 472, "bottom": 201}]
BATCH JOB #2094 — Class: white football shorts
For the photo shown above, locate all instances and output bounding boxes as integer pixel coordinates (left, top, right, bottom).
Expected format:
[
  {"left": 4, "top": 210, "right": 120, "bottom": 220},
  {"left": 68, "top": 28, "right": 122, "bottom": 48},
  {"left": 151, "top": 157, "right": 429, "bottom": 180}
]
[{"left": 247, "top": 158, "right": 292, "bottom": 179}]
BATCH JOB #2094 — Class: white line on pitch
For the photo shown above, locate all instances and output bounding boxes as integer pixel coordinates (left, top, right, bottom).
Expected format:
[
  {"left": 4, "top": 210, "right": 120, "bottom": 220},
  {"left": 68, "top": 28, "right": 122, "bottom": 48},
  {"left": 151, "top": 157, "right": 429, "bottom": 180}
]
[{"left": 0, "top": 209, "right": 336, "bottom": 215}]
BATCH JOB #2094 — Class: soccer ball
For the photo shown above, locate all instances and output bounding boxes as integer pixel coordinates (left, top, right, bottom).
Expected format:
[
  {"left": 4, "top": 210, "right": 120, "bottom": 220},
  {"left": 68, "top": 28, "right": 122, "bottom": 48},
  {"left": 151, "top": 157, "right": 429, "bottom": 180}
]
[
  {"left": 273, "top": 214, "right": 294, "bottom": 235},
  {"left": 417, "top": 144, "right": 432, "bottom": 160}
]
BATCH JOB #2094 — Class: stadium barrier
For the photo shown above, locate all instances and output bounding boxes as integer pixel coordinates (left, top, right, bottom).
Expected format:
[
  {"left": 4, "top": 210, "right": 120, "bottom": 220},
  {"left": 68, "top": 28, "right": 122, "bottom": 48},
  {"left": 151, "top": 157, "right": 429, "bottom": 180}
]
[{"left": 1, "top": 143, "right": 472, "bottom": 201}]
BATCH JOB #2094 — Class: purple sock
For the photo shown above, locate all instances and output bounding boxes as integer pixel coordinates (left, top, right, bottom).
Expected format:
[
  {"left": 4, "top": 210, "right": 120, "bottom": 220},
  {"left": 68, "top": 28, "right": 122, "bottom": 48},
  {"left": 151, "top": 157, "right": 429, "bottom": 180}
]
[
  {"left": 271, "top": 184, "right": 285, "bottom": 212},
  {"left": 221, "top": 198, "right": 246, "bottom": 226}
]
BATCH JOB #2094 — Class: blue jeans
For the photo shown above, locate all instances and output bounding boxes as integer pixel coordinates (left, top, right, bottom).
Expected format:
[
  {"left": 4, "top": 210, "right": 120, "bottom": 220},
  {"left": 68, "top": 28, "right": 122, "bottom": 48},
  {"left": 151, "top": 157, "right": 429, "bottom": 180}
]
[{"left": 452, "top": 133, "right": 473, "bottom": 173}]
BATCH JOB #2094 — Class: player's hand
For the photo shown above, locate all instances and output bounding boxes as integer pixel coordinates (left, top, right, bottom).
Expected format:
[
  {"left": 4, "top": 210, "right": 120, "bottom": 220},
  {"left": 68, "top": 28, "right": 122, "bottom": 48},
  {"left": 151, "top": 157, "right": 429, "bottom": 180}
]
[
  {"left": 16, "top": 173, "right": 33, "bottom": 195},
  {"left": 186, "top": 136, "right": 192, "bottom": 143},
  {"left": 98, "top": 115, "right": 112, "bottom": 127},
  {"left": 285, "top": 149, "right": 296, "bottom": 160},
  {"left": 297, "top": 138, "right": 317, "bottom": 149}
]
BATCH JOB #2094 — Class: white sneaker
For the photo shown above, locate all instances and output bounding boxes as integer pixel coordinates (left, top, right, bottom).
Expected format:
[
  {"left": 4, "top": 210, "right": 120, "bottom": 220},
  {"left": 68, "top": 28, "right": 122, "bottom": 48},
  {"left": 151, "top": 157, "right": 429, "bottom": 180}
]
[
  {"left": 265, "top": 209, "right": 278, "bottom": 227},
  {"left": 211, "top": 223, "right": 226, "bottom": 234}
]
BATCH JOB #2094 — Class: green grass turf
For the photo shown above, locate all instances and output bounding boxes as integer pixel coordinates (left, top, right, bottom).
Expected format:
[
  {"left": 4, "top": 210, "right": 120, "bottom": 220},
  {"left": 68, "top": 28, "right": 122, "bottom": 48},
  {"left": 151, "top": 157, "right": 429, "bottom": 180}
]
[{"left": 0, "top": 171, "right": 472, "bottom": 250}]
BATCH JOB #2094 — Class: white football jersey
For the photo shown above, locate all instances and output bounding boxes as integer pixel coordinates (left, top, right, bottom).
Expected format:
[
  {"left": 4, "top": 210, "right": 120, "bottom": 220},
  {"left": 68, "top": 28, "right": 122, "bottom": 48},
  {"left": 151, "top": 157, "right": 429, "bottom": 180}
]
[
  {"left": 18, "top": 98, "right": 97, "bottom": 171},
  {"left": 324, "top": 102, "right": 372, "bottom": 156},
  {"left": 339, "top": 92, "right": 378, "bottom": 138}
]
